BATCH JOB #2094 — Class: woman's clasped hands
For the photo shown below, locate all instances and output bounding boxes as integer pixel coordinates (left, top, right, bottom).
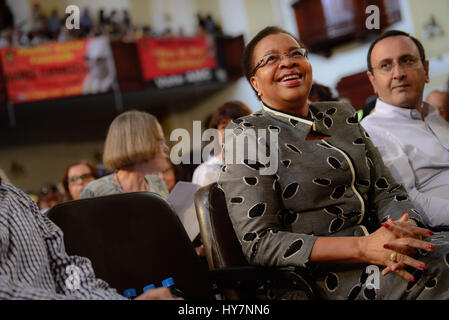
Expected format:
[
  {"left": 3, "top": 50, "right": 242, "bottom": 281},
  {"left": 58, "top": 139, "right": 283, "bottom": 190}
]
[{"left": 361, "top": 212, "right": 435, "bottom": 282}]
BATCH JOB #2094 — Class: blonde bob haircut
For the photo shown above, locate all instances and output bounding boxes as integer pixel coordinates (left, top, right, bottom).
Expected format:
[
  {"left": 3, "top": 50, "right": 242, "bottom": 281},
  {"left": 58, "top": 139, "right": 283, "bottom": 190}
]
[{"left": 103, "top": 110, "right": 162, "bottom": 171}]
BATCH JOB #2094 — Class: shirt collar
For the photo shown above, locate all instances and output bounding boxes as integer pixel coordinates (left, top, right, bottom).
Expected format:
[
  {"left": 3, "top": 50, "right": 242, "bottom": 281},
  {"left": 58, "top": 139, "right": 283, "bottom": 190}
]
[{"left": 375, "top": 98, "right": 426, "bottom": 120}]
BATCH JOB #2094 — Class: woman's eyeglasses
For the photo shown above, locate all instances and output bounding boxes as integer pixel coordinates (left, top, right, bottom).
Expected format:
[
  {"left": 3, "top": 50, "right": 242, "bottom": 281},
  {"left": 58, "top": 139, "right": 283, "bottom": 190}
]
[
  {"left": 69, "top": 173, "right": 93, "bottom": 184},
  {"left": 252, "top": 47, "right": 308, "bottom": 76}
]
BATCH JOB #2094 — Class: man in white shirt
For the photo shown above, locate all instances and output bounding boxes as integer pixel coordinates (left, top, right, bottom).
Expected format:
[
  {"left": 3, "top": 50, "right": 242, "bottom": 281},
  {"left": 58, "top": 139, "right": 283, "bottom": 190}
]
[{"left": 361, "top": 30, "right": 449, "bottom": 227}]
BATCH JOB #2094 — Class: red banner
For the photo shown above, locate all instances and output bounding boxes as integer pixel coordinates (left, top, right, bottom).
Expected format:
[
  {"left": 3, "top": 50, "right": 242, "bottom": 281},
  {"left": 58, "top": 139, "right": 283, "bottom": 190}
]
[
  {"left": 0, "top": 37, "right": 116, "bottom": 104},
  {"left": 137, "top": 36, "right": 217, "bottom": 81}
]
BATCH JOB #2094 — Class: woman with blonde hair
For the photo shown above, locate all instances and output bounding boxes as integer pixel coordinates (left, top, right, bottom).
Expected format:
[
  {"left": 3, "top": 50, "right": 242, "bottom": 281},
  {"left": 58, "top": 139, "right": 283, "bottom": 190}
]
[{"left": 81, "top": 110, "right": 170, "bottom": 199}]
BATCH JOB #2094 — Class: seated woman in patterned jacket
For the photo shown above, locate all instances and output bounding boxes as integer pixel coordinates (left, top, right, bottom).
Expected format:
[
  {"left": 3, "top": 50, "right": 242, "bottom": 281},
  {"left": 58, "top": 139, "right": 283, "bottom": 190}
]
[{"left": 218, "top": 26, "right": 449, "bottom": 300}]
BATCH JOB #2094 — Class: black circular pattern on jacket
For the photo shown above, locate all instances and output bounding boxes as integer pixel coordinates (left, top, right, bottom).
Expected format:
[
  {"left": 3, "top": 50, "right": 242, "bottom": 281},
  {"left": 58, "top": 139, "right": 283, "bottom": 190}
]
[
  {"left": 353, "top": 138, "right": 364, "bottom": 145},
  {"left": 283, "top": 239, "right": 304, "bottom": 258},
  {"left": 232, "top": 118, "right": 244, "bottom": 124},
  {"left": 331, "top": 185, "right": 347, "bottom": 199},
  {"left": 324, "top": 117, "right": 333, "bottom": 129},
  {"left": 406, "top": 270, "right": 423, "bottom": 291},
  {"left": 329, "top": 218, "right": 344, "bottom": 232},
  {"left": 243, "top": 232, "right": 257, "bottom": 241},
  {"left": 284, "top": 211, "right": 298, "bottom": 225},
  {"left": 313, "top": 178, "right": 331, "bottom": 186},
  {"left": 346, "top": 113, "right": 359, "bottom": 124},
  {"left": 326, "top": 108, "right": 337, "bottom": 115},
  {"left": 282, "top": 159, "right": 291, "bottom": 168},
  {"left": 248, "top": 203, "right": 266, "bottom": 218},
  {"left": 230, "top": 197, "right": 243, "bottom": 204},
  {"left": 283, "top": 182, "right": 300, "bottom": 199},
  {"left": 357, "top": 180, "right": 370, "bottom": 187},
  {"left": 324, "top": 206, "right": 343, "bottom": 215},
  {"left": 285, "top": 144, "right": 302, "bottom": 154},
  {"left": 348, "top": 285, "right": 361, "bottom": 300},
  {"left": 315, "top": 112, "right": 324, "bottom": 121},
  {"left": 425, "top": 278, "right": 437, "bottom": 289},
  {"left": 363, "top": 287, "right": 376, "bottom": 300},
  {"left": 243, "top": 177, "right": 258, "bottom": 186},
  {"left": 289, "top": 118, "right": 299, "bottom": 127},
  {"left": 395, "top": 195, "right": 408, "bottom": 201},
  {"left": 327, "top": 157, "right": 342, "bottom": 169},
  {"left": 375, "top": 178, "right": 389, "bottom": 190},
  {"left": 243, "top": 122, "right": 253, "bottom": 127},
  {"left": 243, "top": 159, "right": 266, "bottom": 171},
  {"left": 325, "top": 273, "right": 338, "bottom": 291}
]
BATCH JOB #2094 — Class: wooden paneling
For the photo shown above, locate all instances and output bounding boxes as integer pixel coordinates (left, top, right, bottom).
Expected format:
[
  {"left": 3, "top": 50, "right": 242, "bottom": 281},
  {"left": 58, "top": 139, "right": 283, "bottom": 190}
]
[
  {"left": 292, "top": 0, "right": 401, "bottom": 56},
  {"left": 336, "top": 71, "right": 375, "bottom": 110}
]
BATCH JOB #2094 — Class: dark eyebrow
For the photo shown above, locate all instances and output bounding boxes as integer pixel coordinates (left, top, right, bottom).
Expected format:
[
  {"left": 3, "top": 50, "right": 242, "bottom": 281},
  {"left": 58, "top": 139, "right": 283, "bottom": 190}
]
[{"left": 262, "top": 46, "right": 301, "bottom": 57}]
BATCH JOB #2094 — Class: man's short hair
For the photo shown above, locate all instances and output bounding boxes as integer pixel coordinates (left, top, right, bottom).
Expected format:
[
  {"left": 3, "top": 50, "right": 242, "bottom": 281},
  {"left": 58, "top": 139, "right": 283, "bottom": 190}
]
[{"left": 367, "top": 30, "right": 426, "bottom": 74}]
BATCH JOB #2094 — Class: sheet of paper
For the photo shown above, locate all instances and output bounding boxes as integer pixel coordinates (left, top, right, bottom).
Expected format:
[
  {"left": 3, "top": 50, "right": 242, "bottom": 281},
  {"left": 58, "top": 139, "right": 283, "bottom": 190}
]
[{"left": 167, "top": 181, "right": 201, "bottom": 241}]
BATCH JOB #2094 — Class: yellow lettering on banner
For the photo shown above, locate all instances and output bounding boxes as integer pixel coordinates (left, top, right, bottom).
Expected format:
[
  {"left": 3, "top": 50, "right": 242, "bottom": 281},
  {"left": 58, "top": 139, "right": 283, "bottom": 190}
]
[
  {"left": 54, "top": 42, "right": 84, "bottom": 52},
  {"left": 30, "top": 52, "right": 75, "bottom": 65},
  {"left": 17, "top": 46, "right": 52, "bottom": 56},
  {"left": 157, "top": 58, "right": 207, "bottom": 70}
]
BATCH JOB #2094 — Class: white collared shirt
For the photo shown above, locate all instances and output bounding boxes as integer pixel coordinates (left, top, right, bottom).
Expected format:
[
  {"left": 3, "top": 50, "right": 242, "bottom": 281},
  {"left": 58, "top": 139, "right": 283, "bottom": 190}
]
[{"left": 361, "top": 99, "right": 449, "bottom": 227}]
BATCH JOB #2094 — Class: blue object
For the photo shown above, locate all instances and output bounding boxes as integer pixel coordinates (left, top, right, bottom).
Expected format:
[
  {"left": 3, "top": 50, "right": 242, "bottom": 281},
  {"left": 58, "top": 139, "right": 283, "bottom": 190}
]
[
  {"left": 162, "top": 277, "right": 184, "bottom": 298},
  {"left": 143, "top": 284, "right": 156, "bottom": 292},
  {"left": 123, "top": 288, "right": 137, "bottom": 299},
  {"left": 162, "top": 277, "right": 175, "bottom": 287}
]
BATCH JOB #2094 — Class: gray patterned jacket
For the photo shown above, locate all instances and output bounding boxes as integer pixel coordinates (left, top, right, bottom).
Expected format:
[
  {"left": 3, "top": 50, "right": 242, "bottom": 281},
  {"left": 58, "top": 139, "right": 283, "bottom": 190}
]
[{"left": 218, "top": 101, "right": 426, "bottom": 269}]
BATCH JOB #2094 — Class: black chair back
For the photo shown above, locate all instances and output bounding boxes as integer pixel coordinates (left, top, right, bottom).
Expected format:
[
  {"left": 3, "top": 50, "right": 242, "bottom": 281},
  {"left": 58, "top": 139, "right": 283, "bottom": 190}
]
[{"left": 47, "top": 192, "right": 213, "bottom": 299}]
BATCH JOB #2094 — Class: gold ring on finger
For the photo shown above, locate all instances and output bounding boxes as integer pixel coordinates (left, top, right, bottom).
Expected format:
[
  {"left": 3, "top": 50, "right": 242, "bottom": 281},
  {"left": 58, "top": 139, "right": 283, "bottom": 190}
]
[{"left": 390, "top": 252, "right": 398, "bottom": 262}]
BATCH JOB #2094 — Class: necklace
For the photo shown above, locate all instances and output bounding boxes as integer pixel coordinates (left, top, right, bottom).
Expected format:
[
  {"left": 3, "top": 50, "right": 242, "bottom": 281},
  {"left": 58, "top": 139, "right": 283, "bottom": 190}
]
[{"left": 114, "top": 171, "right": 124, "bottom": 191}]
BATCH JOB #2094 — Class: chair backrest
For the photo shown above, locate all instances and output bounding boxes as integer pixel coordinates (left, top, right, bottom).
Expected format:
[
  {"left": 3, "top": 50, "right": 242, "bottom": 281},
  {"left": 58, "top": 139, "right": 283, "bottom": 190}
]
[
  {"left": 194, "top": 183, "right": 249, "bottom": 270},
  {"left": 47, "top": 192, "right": 213, "bottom": 299}
]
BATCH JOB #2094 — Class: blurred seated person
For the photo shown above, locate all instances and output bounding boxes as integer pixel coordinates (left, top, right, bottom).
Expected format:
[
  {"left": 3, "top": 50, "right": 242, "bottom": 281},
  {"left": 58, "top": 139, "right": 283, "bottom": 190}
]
[
  {"left": 426, "top": 89, "right": 448, "bottom": 122},
  {"left": 38, "top": 184, "right": 63, "bottom": 213},
  {"left": 62, "top": 160, "right": 99, "bottom": 201},
  {"left": 158, "top": 158, "right": 196, "bottom": 193},
  {"left": 192, "top": 101, "right": 251, "bottom": 186},
  {"left": 81, "top": 110, "right": 169, "bottom": 199},
  {"left": 0, "top": 178, "right": 180, "bottom": 300},
  {"left": 218, "top": 26, "right": 449, "bottom": 300},
  {"left": 308, "top": 82, "right": 338, "bottom": 103}
]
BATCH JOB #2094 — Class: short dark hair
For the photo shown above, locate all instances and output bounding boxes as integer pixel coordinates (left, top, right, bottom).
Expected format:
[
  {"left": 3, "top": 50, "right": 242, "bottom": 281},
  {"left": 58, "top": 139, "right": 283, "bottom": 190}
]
[
  {"left": 242, "top": 26, "right": 306, "bottom": 99},
  {"left": 208, "top": 100, "right": 252, "bottom": 129},
  {"left": 367, "top": 30, "right": 426, "bottom": 74}
]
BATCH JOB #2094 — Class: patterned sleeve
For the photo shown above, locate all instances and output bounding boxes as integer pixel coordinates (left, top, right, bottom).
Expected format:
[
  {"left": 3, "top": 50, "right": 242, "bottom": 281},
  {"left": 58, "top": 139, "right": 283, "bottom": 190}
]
[
  {"left": 218, "top": 121, "right": 317, "bottom": 268},
  {"left": 0, "top": 184, "right": 125, "bottom": 300},
  {"left": 359, "top": 124, "right": 427, "bottom": 228}
]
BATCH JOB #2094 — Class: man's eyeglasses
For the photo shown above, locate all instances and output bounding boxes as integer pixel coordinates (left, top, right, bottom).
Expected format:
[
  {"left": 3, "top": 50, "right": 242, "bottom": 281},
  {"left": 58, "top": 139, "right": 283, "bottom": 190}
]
[
  {"left": 252, "top": 47, "right": 308, "bottom": 76},
  {"left": 69, "top": 173, "right": 93, "bottom": 184},
  {"left": 372, "top": 56, "right": 422, "bottom": 74}
]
